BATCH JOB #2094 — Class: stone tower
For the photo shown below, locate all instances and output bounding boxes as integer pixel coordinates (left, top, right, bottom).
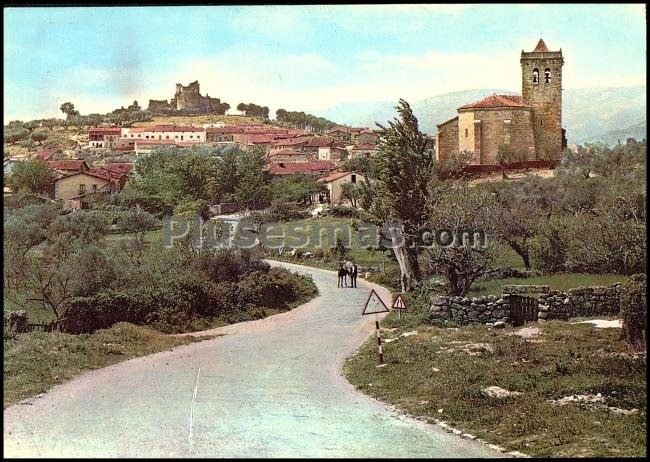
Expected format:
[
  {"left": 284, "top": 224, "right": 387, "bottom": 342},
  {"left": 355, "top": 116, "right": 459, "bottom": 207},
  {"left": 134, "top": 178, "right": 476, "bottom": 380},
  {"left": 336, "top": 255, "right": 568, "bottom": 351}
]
[{"left": 521, "top": 39, "right": 565, "bottom": 159}]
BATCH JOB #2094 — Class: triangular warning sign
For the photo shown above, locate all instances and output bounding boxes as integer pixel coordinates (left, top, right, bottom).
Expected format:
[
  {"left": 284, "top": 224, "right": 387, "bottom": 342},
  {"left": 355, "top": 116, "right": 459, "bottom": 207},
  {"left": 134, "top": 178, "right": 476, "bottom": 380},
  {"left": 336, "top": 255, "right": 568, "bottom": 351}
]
[
  {"left": 361, "top": 289, "right": 390, "bottom": 315},
  {"left": 391, "top": 293, "right": 408, "bottom": 311}
]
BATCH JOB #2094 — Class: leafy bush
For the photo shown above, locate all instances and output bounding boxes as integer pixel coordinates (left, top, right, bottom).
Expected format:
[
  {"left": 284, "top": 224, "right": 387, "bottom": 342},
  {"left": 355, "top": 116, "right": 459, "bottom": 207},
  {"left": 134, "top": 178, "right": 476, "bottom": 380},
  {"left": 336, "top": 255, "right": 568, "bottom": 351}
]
[
  {"left": 64, "top": 254, "right": 317, "bottom": 334},
  {"left": 367, "top": 266, "right": 401, "bottom": 292},
  {"left": 266, "top": 201, "right": 311, "bottom": 222},
  {"left": 620, "top": 273, "right": 646, "bottom": 351},
  {"left": 327, "top": 205, "right": 361, "bottom": 218}
]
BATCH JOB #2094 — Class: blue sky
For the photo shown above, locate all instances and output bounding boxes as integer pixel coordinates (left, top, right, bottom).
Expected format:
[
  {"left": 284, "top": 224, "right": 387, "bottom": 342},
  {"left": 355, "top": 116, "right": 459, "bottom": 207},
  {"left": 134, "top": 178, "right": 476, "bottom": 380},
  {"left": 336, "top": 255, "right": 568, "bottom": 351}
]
[{"left": 4, "top": 4, "right": 646, "bottom": 121}]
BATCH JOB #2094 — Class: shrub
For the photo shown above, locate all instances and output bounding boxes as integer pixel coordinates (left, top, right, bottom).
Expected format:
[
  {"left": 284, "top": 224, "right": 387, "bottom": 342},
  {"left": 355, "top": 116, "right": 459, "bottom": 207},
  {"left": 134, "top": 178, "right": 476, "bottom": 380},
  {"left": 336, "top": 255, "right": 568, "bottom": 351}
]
[
  {"left": 267, "top": 201, "right": 310, "bottom": 222},
  {"left": 327, "top": 205, "right": 361, "bottom": 218},
  {"left": 367, "top": 266, "right": 401, "bottom": 292},
  {"left": 64, "top": 260, "right": 317, "bottom": 334},
  {"left": 620, "top": 273, "right": 646, "bottom": 351}
]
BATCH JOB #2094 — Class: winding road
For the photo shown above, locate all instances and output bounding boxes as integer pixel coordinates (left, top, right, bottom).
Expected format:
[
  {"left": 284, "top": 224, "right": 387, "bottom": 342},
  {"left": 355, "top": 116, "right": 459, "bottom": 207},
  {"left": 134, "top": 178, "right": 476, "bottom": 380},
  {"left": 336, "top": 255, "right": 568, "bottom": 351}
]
[{"left": 4, "top": 261, "right": 501, "bottom": 457}]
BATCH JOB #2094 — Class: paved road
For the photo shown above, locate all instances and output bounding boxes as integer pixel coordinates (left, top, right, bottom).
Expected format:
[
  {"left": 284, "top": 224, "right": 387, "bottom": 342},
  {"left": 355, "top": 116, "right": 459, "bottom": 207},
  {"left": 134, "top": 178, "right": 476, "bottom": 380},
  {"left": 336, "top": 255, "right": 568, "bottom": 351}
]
[{"left": 4, "top": 261, "right": 501, "bottom": 457}]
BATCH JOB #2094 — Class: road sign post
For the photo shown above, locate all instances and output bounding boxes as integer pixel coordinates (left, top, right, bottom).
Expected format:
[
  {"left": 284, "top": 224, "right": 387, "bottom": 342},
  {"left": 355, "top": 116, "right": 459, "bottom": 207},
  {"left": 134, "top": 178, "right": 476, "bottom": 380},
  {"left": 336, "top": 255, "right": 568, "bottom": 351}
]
[
  {"left": 362, "top": 289, "right": 390, "bottom": 364},
  {"left": 391, "top": 293, "right": 408, "bottom": 320}
]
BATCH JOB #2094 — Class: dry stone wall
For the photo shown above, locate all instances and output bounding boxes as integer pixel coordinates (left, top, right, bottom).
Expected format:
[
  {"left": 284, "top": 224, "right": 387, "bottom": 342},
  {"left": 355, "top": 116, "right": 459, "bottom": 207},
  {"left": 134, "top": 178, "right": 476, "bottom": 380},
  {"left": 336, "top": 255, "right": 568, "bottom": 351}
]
[{"left": 429, "top": 283, "right": 622, "bottom": 326}]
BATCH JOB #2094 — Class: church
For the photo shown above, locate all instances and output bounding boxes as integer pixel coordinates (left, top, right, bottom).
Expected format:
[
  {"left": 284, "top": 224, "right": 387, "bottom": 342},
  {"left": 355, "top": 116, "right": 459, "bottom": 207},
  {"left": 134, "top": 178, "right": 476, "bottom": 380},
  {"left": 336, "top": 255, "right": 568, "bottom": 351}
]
[{"left": 436, "top": 39, "right": 567, "bottom": 166}]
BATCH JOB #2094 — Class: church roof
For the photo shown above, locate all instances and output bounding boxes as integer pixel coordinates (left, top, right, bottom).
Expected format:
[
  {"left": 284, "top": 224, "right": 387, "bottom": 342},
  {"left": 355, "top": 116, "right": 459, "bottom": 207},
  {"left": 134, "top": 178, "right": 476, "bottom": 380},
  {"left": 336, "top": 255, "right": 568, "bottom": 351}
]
[
  {"left": 458, "top": 94, "right": 530, "bottom": 110},
  {"left": 533, "top": 38, "right": 549, "bottom": 53}
]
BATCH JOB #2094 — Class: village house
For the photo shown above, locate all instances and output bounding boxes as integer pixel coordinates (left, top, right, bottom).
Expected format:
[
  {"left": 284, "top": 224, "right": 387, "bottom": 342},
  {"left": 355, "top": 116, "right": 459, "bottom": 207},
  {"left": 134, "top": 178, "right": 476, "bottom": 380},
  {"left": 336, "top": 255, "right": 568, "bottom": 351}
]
[
  {"left": 349, "top": 143, "right": 376, "bottom": 159},
  {"left": 34, "top": 148, "right": 62, "bottom": 161},
  {"left": 121, "top": 125, "right": 206, "bottom": 143},
  {"left": 88, "top": 127, "right": 122, "bottom": 148},
  {"left": 269, "top": 136, "right": 312, "bottom": 154},
  {"left": 47, "top": 159, "right": 90, "bottom": 175},
  {"left": 317, "top": 171, "right": 366, "bottom": 204},
  {"left": 97, "top": 162, "right": 134, "bottom": 176},
  {"left": 133, "top": 139, "right": 180, "bottom": 156},
  {"left": 268, "top": 149, "right": 312, "bottom": 163},
  {"left": 351, "top": 130, "right": 379, "bottom": 145},
  {"left": 54, "top": 169, "right": 126, "bottom": 202},
  {"left": 266, "top": 160, "right": 336, "bottom": 179},
  {"left": 326, "top": 127, "right": 353, "bottom": 142}
]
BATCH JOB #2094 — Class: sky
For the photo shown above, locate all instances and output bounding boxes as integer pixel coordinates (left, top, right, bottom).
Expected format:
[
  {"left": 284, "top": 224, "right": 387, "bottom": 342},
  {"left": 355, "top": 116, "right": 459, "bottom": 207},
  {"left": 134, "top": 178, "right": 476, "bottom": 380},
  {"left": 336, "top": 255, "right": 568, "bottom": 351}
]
[{"left": 3, "top": 4, "right": 647, "bottom": 122}]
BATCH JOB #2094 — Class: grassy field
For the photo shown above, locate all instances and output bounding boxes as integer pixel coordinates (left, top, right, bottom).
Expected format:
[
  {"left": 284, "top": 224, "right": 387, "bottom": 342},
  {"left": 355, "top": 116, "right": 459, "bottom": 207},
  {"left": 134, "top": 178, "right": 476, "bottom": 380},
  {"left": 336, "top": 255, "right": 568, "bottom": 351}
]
[
  {"left": 344, "top": 321, "right": 646, "bottom": 457},
  {"left": 3, "top": 322, "right": 212, "bottom": 408}
]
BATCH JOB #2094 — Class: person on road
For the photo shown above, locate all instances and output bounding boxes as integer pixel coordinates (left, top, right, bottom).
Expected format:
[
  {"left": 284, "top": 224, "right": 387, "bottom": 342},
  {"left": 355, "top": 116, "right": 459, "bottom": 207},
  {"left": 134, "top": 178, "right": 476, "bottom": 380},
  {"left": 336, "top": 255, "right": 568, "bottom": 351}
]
[
  {"left": 337, "top": 265, "right": 348, "bottom": 288},
  {"left": 350, "top": 263, "right": 358, "bottom": 288}
]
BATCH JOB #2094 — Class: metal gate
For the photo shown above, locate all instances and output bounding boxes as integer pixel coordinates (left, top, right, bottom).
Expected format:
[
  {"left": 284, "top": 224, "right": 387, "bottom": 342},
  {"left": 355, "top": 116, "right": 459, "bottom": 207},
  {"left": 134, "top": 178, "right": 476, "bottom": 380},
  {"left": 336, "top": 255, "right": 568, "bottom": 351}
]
[{"left": 510, "top": 295, "right": 539, "bottom": 326}]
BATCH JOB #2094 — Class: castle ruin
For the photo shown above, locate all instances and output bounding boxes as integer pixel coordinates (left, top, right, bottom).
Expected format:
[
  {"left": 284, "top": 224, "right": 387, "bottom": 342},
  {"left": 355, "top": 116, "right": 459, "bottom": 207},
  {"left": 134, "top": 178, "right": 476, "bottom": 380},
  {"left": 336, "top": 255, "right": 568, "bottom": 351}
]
[{"left": 147, "top": 81, "right": 229, "bottom": 115}]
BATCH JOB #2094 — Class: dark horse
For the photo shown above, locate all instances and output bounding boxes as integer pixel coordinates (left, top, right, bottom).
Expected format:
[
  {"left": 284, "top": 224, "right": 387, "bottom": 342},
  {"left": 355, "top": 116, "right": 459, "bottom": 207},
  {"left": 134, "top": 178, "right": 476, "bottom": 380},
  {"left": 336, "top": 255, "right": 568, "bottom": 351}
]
[{"left": 337, "top": 266, "right": 348, "bottom": 288}]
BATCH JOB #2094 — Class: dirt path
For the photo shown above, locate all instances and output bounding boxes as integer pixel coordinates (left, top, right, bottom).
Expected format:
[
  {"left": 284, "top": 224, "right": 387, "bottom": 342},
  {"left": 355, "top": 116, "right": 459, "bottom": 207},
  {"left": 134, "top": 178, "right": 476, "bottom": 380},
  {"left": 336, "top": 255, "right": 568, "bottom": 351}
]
[{"left": 3, "top": 261, "right": 501, "bottom": 457}]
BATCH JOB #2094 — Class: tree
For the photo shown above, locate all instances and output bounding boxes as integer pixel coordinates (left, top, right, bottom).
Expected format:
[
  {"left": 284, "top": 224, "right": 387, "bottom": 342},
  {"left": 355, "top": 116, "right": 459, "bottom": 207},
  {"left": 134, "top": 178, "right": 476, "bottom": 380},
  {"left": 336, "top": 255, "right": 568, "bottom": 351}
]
[
  {"left": 23, "top": 120, "right": 40, "bottom": 133},
  {"left": 7, "top": 159, "right": 56, "bottom": 195},
  {"left": 19, "top": 138, "right": 37, "bottom": 152},
  {"left": 41, "top": 118, "right": 60, "bottom": 131},
  {"left": 424, "top": 183, "right": 496, "bottom": 296},
  {"left": 495, "top": 143, "right": 521, "bottom": 179},
  {"left": 366, "top": 99, "right": 436, "bottom": 291},
  {"left": 234, "top": 148, "right": 271, "bottom": 209},
  {"left": 70, "top": 115, "right": 88, "bottom": 131},
  {"left": 116, "top": 209, "right": 160, "bottom": 244},
  {"left": 60, "top": 102, "right": 78, "bottom": 119},
  {"left": 620, "top": 274, "right": 646, "bottom": 351},
  {"left": 341, "top": 182, "right": 363, "bottom": 208},
  {"left": 438, "top": 150, "right": 473, "bottom": 179},
  {"left": 6, "top": 120, "right": 24, "bottom": 129},
  {"left": 31, "top": 131, "right": 48, "bottom": 145},
  {"left": 4, "top": 211, "right": 113, "bottom": 324},
  {"left": 271, "top": 175, "right": 325, "bottom": 205},
  {"left": 485, "top": 180, "right": 542, "bottom": 270},
  {"left": 4, "top": 128, "right": 30, "bottom": 145}
]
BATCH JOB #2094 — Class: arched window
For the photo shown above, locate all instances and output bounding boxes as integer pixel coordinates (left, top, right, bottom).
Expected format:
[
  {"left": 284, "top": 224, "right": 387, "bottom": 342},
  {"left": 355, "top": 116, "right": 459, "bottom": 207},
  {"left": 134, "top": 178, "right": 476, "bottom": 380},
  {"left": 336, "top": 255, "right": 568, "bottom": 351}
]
[
  {"left": 465, "top": 128, "right": 469, "bottom": 138},
  {"left": 544, "top": 68, "right": 551, "bottom": 83},
  {"left": 532, "top": 68, "right": 539, "bottom": 84}
]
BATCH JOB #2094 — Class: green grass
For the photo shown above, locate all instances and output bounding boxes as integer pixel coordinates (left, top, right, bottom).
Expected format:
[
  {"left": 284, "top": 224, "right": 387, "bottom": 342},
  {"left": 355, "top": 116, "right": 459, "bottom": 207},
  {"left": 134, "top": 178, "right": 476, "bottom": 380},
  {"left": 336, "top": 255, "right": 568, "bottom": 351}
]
[
  {"left": 262, "top": 216, "right": 398, "bottom": 271},
  {"left": 3, "top": 322, "right": 212, "bottom": 408},
  {"left": 468, "top": 274, "right": 629, "bottom": 297},
  {"left": 344, "top": 321, "right": 646, "bottom": 457},
  {"left": 4, "top": 293, "right": 55, "bottom": 324}
]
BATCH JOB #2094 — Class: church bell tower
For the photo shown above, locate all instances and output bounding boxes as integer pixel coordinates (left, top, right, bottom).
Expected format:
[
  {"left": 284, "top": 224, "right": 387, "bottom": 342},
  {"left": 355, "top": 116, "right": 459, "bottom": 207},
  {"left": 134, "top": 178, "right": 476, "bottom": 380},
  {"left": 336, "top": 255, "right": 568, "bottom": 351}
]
[{"left": 521, "top": 39, "right": 565, "bottom": 160}]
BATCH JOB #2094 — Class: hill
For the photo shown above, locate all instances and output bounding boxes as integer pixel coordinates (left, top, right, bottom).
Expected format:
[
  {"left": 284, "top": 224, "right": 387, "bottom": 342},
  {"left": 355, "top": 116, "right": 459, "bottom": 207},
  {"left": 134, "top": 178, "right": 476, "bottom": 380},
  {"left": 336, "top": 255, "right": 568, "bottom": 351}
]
[{"left": 317, "top": 85, "right": 646, "bottom": 146}]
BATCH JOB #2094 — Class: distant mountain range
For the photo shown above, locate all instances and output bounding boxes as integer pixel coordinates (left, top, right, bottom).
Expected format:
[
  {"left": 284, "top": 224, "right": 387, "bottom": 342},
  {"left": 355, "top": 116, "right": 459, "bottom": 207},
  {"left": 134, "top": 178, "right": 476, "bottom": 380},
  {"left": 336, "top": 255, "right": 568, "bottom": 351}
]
[{"left": 317, "top": 85, "right": 646, "bottom": 146}]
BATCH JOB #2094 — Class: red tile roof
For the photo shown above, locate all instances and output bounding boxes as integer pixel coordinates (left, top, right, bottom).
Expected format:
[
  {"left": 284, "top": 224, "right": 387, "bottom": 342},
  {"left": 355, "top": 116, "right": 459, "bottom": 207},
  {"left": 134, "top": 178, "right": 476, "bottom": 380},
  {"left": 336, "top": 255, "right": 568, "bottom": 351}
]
[
  {"left": 57, "top": 170, "right": 114, "bottom": 183},
  {"left": 268, "top": 149, "right": 307, "bottom": 157},
  {"left": 35, "top": 149, "right": 59, "bottom": 161},
  {"left": 318, "top": 171, "right": 361, "bottom": 183},
  {"left": 272, "top": 136, "right": 311, "bottom": 147},
  {"left": 266, "top": 160, "right": 336, "bottom": 176},
  {"left": 134, "top": 139, "right": 178, "bottom": 146},
  {"left": 352, "top": 143, "right": 376, "bottom": 150},
  {"left": 89, "top": 126, "right": 121, "bottom": 134},
  {"left": 47, "top": 159, "right": 88, "bottom": 171},
  {"left": 458, "top": 94, "right": 529, "bottom": 110},
  {"left": 248, "top": 134, "right": 276, "bottom": 144},
  {"left": 305, "top": 136, "right": 335, "bottom": 147},
  {"left": 129, "top": 125, "right": 205, "bottom": 133},
  {"left": 98, "top": 163, "right": 134, "bottom": 175}
]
